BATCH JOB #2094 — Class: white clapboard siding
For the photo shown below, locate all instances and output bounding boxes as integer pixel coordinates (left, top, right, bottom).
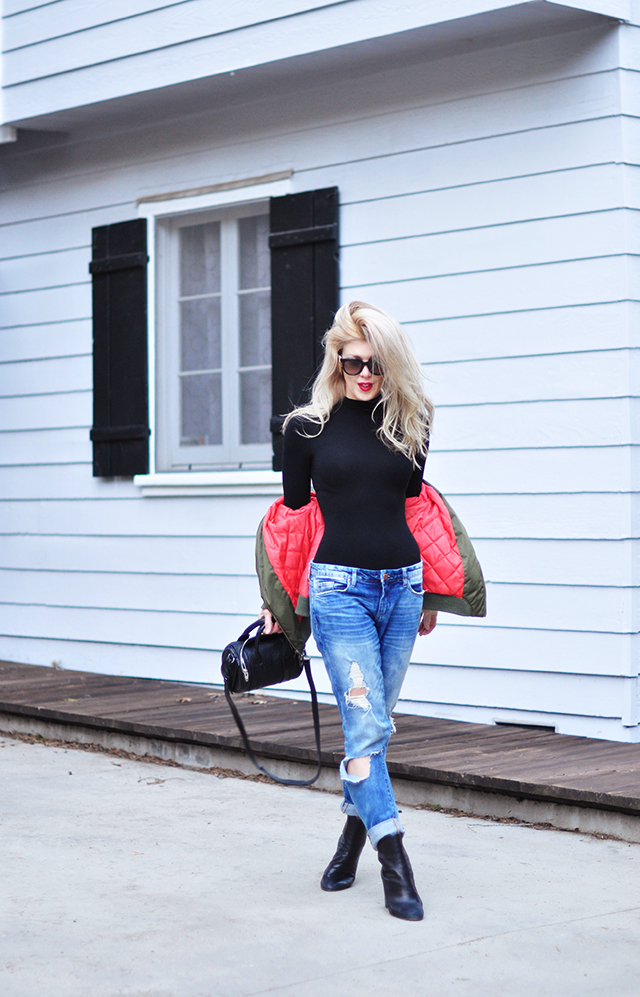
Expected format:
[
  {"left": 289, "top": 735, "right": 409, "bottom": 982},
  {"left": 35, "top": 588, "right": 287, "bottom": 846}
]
[
  {"left": 621, "top": 22, "right": 640, "bottom": 60},
  {"left": 408, "top": 302, "right": 635, "bottom": 364},
  {"left": 3, "top": 541, "right": 635, "bottom": 609},
  {"left": 1, "top": 567, "right": 261, "bottom": 616},
  {"left": 0, "top": 356, "right": 92, "bottom": 398},
  {"left": 473, "top": 538, "right": 638, "bottom": 587},
  {"left": 392, "top": 701, "right": 638, "bottom": 740},
  {"left": 1, "top": 570, "right": 630, "bottom": 635},
  {"left": 5, "top": 14, "right": 619, "bottom": 85},
  {"left": 340, "top": 164, "right": 625, "bottom": 243},
  {"left": 400, "top": 663, "right": 626, "bottom": 718},
  {"left": 3, "top": 1, "right": 181, "bottom": 44},
  {"left": 293, "top": 73, "right": 622, "bottom": 174},
  {"left": 449, "top": 492, "right": 638, "bottom": 540},
  {"left": 4, "top": 56, "right": 622, "bottom": 200},
  {"left": 0, "top": 495, "right": 276, "bottom": 537},
  {"left": 344, "top": 255, "right": 632, "bottom": 321},
  {"left": 434, "top": 398, "right": 634, "bottom": 451},
  {"left": 409, "top": 625, "right": 635, "bottom": 678},
  {"left": 622, "top": 112, "right": 640, "bottom": 162},
  {"left": 425, "top": 446, "right": 633, "bottom": 495},
  {"left": 2, "top": 1, "right": 337, "bottom": 65},
  {"left": 0, "top": 322, "right": 92, "bottom": 364},
  {"left": 0, "top": 429, "right": 92, "bottom": 468},
  {"left": 0, "top": 602, "right": 260, "bottom": 650},
  {"left": 0, "top": 464, "right": 142, "bottom": 501},
  {"left": 424, "top": 350, "right": 631, "bottom": 408},
  {"left": 1, "top": 284, "right": 91, "bottom": 329},
  {"left": 0, "top": 628, "right": 634, "bottom": 684},
  {"left": 306, "top": 116, "right": 622, "bottom": 206},
  {"left": 0, "top": 633, "right": 221, "bottom": 682},
  {"left": 477, "top": 582, "right": 636, "bottom": 634},
  {"left": 343, "top": 211, "right": 630, "bottom": 287},
  {"left": 621, "top": 63, "right": 640, "bottom": 114},
  {"left": 0, "top": 182, "right": 137, "bottom": 228},
  {"left": 10, "top": 113, "right": 616, "bottom": 226},
  {"left": 0, "top": 205, "right": 134, "bottom": 260},
  {"left": 0, "top": 533, "right": 257, "bottom": 576},
  {"left": 2, "top": 11, "right": 620, "bottom": 116},
  {"left": 0, "top": 248, "right": 92, "bottom": 295},
  {"left": 0, "top": 393, "right": 91, "bottom": 433},
  {"left": 0, "top": 475, "right": 633, "bottom": 538},
  {"left": 2, "top": 537, "right": 632, "bottom": 591},
  {"left": 0, "top": 112, "right": 616, "bottom": 230}
]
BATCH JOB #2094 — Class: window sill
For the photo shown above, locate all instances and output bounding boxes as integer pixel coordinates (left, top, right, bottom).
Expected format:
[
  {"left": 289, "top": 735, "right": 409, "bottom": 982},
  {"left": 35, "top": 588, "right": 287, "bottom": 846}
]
[{"left": 133, "top": 470, "right": 283, "bottom": 497}]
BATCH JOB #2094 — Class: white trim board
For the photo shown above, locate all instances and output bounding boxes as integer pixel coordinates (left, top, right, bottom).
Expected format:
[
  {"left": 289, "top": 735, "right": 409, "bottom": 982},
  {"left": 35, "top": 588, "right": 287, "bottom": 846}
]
[{"left": 133, "top": 471, "right": 283, "bottom": 496}]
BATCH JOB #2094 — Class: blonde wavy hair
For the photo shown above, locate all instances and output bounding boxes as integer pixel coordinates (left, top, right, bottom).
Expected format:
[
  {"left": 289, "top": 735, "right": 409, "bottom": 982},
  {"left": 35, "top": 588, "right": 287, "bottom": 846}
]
[{"left": 283, "top": 301, "right": 433, "bottom": 464}]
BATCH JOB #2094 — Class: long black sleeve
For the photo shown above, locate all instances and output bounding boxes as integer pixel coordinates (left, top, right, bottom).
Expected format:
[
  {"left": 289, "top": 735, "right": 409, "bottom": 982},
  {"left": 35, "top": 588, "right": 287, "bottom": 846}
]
[
  {"left": 406, "top": 447, "right": 427, "bottom": 497},
  {"left": 282, "top": 418, "right": 313, "bottom": 509}
]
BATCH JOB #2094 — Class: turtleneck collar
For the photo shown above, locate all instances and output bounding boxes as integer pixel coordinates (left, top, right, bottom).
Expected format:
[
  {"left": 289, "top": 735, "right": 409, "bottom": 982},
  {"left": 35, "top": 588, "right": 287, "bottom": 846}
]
[{"left": 339, "top": 395, "right": 381, "bottom": 411}]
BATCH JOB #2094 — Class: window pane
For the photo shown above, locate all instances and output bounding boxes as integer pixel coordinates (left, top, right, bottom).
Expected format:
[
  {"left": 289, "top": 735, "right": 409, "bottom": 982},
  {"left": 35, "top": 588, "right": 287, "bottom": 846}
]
[
  {"left": 239, "top": 290, "right": 271, "bottom": 367},
  {"left": 240, "top": 369, "right": 271, "bottom": 444},
  {"left": 238, "top": 215, "right": 270, "bottom": 289},
  {"left": 180, "top": 298, "right": 221, "bottom": 371},
  {"left": 180, "top": 222, "right": 221, "bottom": 296},
  {"left": 181, "top": 372, "right": 222, "bottom": 446}
]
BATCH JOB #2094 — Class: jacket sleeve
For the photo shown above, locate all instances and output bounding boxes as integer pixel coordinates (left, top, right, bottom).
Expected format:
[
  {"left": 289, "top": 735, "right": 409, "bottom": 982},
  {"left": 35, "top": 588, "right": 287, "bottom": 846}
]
[
  {"left": 406, "top": 483, "right": 486, "bottom": 618},
  {"left": 255, "top": 520, "right": 311, "bottom": 652},
  {"left": 255, "top": 495, "right": 324, "bottom": 652}
]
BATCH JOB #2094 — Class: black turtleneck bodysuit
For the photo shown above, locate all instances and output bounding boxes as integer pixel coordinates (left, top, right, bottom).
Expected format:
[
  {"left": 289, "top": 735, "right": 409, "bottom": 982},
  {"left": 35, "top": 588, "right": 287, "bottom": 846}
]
[{"left": 282, "top": 397, "right": 427, "bottom": 570}]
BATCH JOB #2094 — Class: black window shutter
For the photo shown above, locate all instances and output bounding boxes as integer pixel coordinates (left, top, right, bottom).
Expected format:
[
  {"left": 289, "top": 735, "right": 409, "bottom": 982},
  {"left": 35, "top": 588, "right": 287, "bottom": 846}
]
[
  {"left": 89, "top": 219, "right": 150, "bottom": 477},
  {"left": 269, "top": 187, "right": 339, "bottom": 471}
]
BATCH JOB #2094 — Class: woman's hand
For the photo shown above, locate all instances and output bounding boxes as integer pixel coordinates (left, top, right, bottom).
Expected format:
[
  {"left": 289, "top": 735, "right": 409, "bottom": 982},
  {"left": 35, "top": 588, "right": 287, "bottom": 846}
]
[
  {"left": 259, "top": 608, "right": 283, "bottom": 635},
  {"left": 418, "top": 610, "right": 438, "bottom": 636}
]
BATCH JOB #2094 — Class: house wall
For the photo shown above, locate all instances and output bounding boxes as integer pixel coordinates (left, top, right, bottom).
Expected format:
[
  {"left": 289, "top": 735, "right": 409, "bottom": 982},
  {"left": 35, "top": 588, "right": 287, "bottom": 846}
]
[
  {"left": 2, "top": 0, "right": 628, "bottom": 124},
  {"left": 1, "top": 17, "right": 640, "bottom": 739}
]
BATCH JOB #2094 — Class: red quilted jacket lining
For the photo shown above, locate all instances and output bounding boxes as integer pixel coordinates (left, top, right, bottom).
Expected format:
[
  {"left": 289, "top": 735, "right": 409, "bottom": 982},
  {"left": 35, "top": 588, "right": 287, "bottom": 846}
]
[{"left": 262, "top": 483, "right": 464, "bottom": 609}]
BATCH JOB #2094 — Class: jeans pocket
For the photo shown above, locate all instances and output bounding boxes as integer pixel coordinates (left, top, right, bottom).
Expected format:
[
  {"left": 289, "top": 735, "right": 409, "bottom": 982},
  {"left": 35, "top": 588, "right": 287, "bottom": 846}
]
[
  {"left": 309, "top": 571, "right": 351, "bottom": 596},
  {"left": 407, "top": 564, "right": 424, "bottom": 596}
]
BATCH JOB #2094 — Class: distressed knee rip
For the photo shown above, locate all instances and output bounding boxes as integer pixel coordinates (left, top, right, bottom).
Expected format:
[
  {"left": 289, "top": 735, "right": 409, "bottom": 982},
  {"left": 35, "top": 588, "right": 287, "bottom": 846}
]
[
  {"left": 345, "top": 661, "right": 371, "bottom": 712},
  {"left": 342, "top": 749, "right": 383, "bottom": 783}
]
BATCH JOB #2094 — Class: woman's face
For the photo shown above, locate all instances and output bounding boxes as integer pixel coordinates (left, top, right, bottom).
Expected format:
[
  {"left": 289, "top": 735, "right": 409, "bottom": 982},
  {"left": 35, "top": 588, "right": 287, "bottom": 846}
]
[{"left": 340, "top": 339, "right": 383, "bottom": 401}]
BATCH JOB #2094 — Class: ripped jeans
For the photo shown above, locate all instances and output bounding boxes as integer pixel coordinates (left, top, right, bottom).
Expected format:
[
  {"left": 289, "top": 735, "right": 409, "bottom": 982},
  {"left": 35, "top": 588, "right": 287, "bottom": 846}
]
[{"left": 309, "top": 561, "right": 423, "bottom": 847}]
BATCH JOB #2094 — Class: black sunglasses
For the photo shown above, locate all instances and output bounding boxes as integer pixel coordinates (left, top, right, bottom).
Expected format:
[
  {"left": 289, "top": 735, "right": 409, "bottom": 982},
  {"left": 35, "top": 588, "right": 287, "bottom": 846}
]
[{"left": 339, "top": 356, "right": 384, "bottom": 376}]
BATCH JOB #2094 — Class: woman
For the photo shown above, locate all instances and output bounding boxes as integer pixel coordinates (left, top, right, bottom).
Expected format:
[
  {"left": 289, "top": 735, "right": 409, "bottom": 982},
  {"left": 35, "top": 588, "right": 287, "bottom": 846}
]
[{"left": 261, "top": 300, "right": 436, "bottom": 921}]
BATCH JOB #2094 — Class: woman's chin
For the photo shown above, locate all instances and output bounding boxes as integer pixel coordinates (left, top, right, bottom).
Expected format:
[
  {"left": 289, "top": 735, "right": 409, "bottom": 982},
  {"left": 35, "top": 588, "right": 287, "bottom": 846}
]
[{"left": 346, "top": 383, "right": 381, "bottom": 401}]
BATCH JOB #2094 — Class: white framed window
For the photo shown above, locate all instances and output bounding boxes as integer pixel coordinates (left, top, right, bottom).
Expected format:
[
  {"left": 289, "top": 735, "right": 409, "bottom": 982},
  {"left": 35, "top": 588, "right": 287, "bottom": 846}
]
[{"left": 155, "top": 201, "right": 271, "bottom": 470}]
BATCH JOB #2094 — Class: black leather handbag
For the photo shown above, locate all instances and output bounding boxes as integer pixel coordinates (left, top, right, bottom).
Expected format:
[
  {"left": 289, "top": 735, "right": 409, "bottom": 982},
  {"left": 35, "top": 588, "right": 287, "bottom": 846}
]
[{"left": 221, "top": 619, "right": 322, "bottom": 786}]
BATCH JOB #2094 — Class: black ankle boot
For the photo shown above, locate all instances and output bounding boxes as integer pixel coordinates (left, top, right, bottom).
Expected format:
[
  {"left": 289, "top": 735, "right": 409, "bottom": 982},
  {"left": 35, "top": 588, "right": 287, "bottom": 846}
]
[
  {"left": 321, "top": 815, "right": 368, "bottom": 891},
  {"left": 376, "top": 833, "right": 424, "bottom": 920}
]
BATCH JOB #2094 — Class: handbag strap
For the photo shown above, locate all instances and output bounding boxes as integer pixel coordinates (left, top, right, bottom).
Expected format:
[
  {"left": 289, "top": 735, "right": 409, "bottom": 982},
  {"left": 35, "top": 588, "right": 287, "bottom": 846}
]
[{"left": 223, "top": 657, "right": 322, "bottom": 786}]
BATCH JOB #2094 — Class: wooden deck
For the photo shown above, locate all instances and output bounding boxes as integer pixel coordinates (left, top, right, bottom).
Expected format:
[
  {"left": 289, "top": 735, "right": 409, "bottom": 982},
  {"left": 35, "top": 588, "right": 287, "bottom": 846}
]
[{"left": 3, "top": 660, "right": 640, "bottom": 823}]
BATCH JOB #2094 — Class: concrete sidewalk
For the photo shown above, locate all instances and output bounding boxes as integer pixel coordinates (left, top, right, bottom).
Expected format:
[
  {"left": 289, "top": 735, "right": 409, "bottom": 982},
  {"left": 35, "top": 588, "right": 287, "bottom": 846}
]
[{"left": 1, "top": 735, "right": 639, "bottom": 997}]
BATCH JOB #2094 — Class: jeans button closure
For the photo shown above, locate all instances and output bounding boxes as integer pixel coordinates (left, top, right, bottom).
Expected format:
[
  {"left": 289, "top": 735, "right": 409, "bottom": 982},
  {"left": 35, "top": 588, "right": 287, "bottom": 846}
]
[{"left": 383, "top": 572, "right": 388, "bottom": 580}]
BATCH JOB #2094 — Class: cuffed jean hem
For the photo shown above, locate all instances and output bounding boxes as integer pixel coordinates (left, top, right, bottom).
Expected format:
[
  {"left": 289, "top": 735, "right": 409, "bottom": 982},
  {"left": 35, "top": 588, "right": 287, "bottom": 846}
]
[
  {"left": 341, "top": 802, "right": 360, "bottom": 818},
  {"left": 369, "top": 817, "right": 405, "bottom": 849}
]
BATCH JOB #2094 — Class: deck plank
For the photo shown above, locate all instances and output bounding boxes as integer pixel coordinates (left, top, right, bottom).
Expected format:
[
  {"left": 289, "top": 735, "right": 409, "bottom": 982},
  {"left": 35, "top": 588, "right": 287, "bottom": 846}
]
[{"left": 2, "top": 660, "right": 640, "bottom": 816}]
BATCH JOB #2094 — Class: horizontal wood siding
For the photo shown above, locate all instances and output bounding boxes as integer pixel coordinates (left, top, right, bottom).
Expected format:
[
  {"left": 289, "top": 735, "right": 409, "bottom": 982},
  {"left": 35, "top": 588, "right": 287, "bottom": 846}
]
[
  {"left": 1, "top": 20, "right": 640, "bottom": 738},
  {"left": 4, "top": 1, "right": 624, "bottom": 122}
]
